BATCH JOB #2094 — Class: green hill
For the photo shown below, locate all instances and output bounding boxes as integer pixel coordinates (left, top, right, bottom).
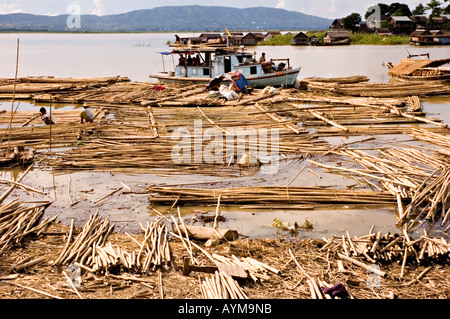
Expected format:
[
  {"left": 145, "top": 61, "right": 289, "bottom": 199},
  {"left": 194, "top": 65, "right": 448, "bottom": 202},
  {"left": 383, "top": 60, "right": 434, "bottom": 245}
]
[{"left": 0, "top": 5, "right": 332, "bottom": 32}]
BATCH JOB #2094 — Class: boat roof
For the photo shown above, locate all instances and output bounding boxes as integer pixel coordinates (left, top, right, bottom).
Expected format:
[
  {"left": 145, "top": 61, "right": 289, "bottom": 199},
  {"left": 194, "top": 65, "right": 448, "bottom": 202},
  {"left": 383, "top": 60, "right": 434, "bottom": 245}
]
[
  {"left": 388, "top": 58, "right": 450, "bottom": 76},
  {"left": 167, "top": 46, "right": 250, "bottom": 55}
]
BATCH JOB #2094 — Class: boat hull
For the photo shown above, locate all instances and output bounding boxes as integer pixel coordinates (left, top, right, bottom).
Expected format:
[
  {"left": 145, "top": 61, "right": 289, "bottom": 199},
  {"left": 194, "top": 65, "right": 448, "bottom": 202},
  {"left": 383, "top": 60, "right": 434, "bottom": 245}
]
[
  {"left": 150, "top": 68, "right": 301, "bottom": 88},
  {"left": 390, "top": 74, "right": 450, "bottom": 83}
]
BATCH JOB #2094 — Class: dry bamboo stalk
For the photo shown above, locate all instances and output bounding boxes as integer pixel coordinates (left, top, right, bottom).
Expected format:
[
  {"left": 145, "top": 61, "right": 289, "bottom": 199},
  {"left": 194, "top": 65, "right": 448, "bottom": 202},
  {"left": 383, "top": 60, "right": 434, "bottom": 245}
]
[
  {"left": 254, "top": 103, "right": 302, "bottom": 134},
  {"left": 63, "top": 271, "right": 83, "bottom": 299},
  {"left": 197, "top": 107, "right": 231, "bottom": 135},
  {"left": 10, "top": 257, "right": 45, "bottom": 272},
  {"left": 0, "top": 163, "right": 34, "bottom": 204},
  {"left": 93, "top": 187, "right": 123, "bottom": 205},
  {"left": 0, "top": 178, "right": 46, "bottom": 195},
  {"left": 5, "top": 281, "right": 63, "bottom": 299},
  {"left": 307, "top": 279, "right": 317, "bottom": 299},
  {"left": 147, "top": 106, "right": 159, "bottom": 138},
  {"left": 400, "top": 245, "right": 409, "bottom": 279},
  {"left": 308, "top": 109, "right": 349, "bottom": 132},
  {"left": 308, "top": 159, "right": 413, "bottom": 188},
  {"left": 371, "top": 231, "right": 382, "bottom": 254},
  {"left": 213, "top": 194, "right": 221, "bottom": 230},
  {"left": 338, "top": 253, "right": 386, "bottom": 277}
]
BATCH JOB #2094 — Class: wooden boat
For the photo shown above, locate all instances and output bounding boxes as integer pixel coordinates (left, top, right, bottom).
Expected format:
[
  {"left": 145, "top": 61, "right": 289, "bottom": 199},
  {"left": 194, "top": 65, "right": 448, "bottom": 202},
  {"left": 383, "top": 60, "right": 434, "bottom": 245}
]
[
  {"left": 385, "top": 55, "right": 450, "bottom": 83},
  {"left": 0, "top": 147, "right": 34, "bottom": 168},
  {"left": 150, "top": 46, "right": 301, "bottom": 88}
]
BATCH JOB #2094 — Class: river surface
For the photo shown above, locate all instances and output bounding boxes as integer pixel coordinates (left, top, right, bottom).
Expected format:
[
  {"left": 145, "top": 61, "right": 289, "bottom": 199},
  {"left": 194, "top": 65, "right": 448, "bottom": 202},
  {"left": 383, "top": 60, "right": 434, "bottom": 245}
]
[
  {"left": 0, "top": 32, "right": 449, "bottom": 239},
  {"left": 0, "top": 32, "right": 449, "bottom": 83}
]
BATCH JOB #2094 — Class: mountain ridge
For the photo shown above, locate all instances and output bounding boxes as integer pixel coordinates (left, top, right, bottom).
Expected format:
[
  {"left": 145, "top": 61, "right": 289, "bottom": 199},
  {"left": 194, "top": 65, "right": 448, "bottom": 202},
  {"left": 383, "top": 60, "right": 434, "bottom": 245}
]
[{"left": 0, "top": 5, "right": 333, "bottom": 32}]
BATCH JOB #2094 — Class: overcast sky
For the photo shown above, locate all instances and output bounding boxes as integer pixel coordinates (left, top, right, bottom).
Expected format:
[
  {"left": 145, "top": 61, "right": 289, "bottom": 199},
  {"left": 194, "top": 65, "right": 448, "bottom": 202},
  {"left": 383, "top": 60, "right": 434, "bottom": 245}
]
[{"left": 0, "top": 0, "right": 428, "bottom": 19}]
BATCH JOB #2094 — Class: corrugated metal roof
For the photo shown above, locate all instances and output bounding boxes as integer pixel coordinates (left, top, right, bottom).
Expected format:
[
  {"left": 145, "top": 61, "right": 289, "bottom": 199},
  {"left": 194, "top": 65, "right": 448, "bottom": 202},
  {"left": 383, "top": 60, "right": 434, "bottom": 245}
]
[
  {"left": 390, "top": 16, "right": 412, "bottom": 22},
  {"left": 325, "top": 31, "right": 350, "bottom": 38}
]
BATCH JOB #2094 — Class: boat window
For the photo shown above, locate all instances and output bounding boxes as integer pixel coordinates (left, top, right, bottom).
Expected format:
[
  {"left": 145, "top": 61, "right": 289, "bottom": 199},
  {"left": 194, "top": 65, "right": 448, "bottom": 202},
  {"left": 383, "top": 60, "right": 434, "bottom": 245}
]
[
  {"left": 203, "top": 68, "right": 210, "bottom": 76},
  {"left": 250, "top": 66, "right": 257, "bottom": 74}
]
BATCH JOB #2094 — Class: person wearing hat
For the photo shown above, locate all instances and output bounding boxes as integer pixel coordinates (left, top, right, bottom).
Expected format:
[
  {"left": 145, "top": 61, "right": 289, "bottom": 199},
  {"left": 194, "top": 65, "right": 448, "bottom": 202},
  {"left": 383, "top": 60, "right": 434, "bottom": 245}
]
[
  {"left": 39, "top": 107, "right": 56, "bottom": 125},
  {"left": 80, "top": 103, "right": 94, "bottom": 124}
]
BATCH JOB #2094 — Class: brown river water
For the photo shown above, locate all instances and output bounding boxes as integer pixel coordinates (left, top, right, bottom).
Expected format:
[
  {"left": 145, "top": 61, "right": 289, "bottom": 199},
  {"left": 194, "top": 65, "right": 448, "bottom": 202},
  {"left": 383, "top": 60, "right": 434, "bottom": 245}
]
[{"left": 0, "top": 32, "right": 448, "bottom": 239}]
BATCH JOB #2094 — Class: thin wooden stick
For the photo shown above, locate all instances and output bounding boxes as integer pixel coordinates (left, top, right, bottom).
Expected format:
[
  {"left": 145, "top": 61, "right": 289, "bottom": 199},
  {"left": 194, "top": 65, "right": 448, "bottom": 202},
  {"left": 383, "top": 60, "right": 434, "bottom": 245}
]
[
  {"left": 7, "top": 39, "right": 20, "bottom": 151},
  {"left": 63, "top": 271, "right": 83, "bottom": 299},
  {"left": 4, "top": 281, "right": 63, "bottom": 299}
]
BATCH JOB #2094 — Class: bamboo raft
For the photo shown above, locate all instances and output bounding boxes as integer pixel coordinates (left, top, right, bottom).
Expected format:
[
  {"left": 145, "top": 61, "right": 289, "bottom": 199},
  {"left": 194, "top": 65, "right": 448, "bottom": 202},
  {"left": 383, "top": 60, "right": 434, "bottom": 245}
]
[
  {"left": 300, "top": 78, "right": 450, "bottom": 98},
  {"left": 146, "top": 186, "right": 395, "bottom": 206}
]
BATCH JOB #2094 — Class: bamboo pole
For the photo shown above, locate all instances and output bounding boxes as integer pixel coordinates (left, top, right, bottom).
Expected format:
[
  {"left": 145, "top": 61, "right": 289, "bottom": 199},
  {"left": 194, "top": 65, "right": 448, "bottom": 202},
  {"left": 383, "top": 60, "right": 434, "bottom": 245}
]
[
  {"left": 337, "top": 253, "right": 386, "bottom": 277},
  {"left": 308, "top": 110, "right": 349, "bottom": 132},
  {"left": 5, "top": 281, "right": 63, "bottom": 299},
  {"left": 63, "top": 271, "right": 83, "bottom": 299},
  {"left": 7, "top": 39, "right": 20, "bottom": 151}
]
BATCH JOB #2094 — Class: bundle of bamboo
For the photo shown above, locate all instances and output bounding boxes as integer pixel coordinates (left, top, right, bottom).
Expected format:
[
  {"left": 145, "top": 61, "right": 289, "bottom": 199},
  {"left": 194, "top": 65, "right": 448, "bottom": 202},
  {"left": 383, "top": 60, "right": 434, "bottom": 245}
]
[
  {"left": 147, "top": 186, "right": 395, "bottom": 206},
  {"left": 0, "top": 198, "right": 55, "bottom": 255},
  {"left": 137, "top": 218, "right": 172, "bottom": 272},
  {"left": 87, "top": 242, "right": 138, "bottom": 274},
  {"left": 410, "top": 128, "right": 450, "bottom": 149},
  {"left": 200, "top": 271, "right": 248, "bottom": 299},
  {"left": 322, "top": 229, "right": 450, "bottom": 269},
  {"left": 211, "top": 253, "right": 280, "bottom": 282},
  {"left": 0, "top": 76, "right": 130, "bottom": 102},
  {"left": 52, "top": 212, "right": 114, "bottom": 267},
  {"left": 301, "top": 79, "right": 450, "bottom": 98}
]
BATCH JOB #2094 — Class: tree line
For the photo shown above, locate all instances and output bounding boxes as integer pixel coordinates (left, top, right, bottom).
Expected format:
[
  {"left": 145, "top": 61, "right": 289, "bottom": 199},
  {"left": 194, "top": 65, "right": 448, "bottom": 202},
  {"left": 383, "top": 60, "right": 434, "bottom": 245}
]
[{"left": 341, "top": 1, "right": 450, "bottom": 31}]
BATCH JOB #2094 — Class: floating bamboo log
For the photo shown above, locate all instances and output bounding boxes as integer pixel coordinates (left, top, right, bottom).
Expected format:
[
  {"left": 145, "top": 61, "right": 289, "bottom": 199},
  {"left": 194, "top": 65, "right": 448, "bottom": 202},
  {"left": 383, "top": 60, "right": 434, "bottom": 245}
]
[
  {"left": 147, "top": 186, "right": 395, "bottom": 206},
  {"left": 308, "top": 110, "right": 349, "bottom": 132},
  {"left": 301, "top": 79, "right": 450, "bottom": 98}
]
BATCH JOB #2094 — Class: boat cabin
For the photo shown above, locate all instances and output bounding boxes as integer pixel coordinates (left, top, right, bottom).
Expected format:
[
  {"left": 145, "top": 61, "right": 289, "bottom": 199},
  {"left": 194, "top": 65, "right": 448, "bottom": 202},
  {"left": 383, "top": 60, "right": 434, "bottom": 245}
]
[{"left": 171, "top": 48, "right": 290, "bottom": 79}]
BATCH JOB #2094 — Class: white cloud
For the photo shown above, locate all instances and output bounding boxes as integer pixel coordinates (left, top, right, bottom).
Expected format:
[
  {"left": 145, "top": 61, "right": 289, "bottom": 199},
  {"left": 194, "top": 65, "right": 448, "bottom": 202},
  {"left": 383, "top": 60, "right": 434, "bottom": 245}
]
[
  {"left": 92, "top": 0, "right": 104, "bottom": 15},
  {"left": 276, "top": 0, "right": 286, "bottom": 9},
  {"left": 0, "top": 4, "right": 19, "bottom": 14},
  {"left": 327, "top": 0, "right": 337, "bottom": 14}
]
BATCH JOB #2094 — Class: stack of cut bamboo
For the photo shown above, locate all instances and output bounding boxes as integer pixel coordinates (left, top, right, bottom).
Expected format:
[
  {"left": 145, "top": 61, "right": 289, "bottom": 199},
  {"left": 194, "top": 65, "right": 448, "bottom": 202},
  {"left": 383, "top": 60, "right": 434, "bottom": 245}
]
[
  {"left": 136, "top": 218, "right": 172, "bottom": 272},
  {"left": 322, "top": 230, "right": 450, "bottom": 265},
  {"left": 52, "top": 212, "right": 113, "bottom": 267},
  {"left": 398, "top": 166, "right": 450, "bottom": 231},
  {"left": 0, "top": 198, "right": 55, "bottom": 255},
  {"left": 211, "top": 254, "right": 280, "bottom": 282},
  {"left": 64, "top": 216, "right": 172, "bottom": 275},
  {"left": 81, "top": 242, "right": 135, "bottom": 274},
  {"left": 200, "top": 271, "right": 248, "bottom": 299}
]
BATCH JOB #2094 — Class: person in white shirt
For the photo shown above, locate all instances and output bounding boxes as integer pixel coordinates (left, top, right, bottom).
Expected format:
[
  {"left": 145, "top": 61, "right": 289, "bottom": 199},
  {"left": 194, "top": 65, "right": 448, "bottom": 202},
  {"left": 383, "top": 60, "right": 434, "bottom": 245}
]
[
  {"left": 80, "top": 103, "right": 94, "bottom": 124},
  {"left": 39, "top": 107, "right": 56, "bottom": 125}
]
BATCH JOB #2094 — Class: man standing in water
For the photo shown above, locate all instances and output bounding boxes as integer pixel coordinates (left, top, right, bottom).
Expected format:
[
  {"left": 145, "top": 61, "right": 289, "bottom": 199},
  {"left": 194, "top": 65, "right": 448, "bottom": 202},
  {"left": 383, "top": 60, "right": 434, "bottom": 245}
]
[{"left": 80, "top": 103, "right": 94, "bottom": 124}]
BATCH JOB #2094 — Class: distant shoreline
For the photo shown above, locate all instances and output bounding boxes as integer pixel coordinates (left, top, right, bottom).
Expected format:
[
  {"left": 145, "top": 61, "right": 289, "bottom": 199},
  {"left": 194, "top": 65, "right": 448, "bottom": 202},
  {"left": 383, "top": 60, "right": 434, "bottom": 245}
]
[{"left": 0, "top": 30, "right": 441, "bottom": 47}]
